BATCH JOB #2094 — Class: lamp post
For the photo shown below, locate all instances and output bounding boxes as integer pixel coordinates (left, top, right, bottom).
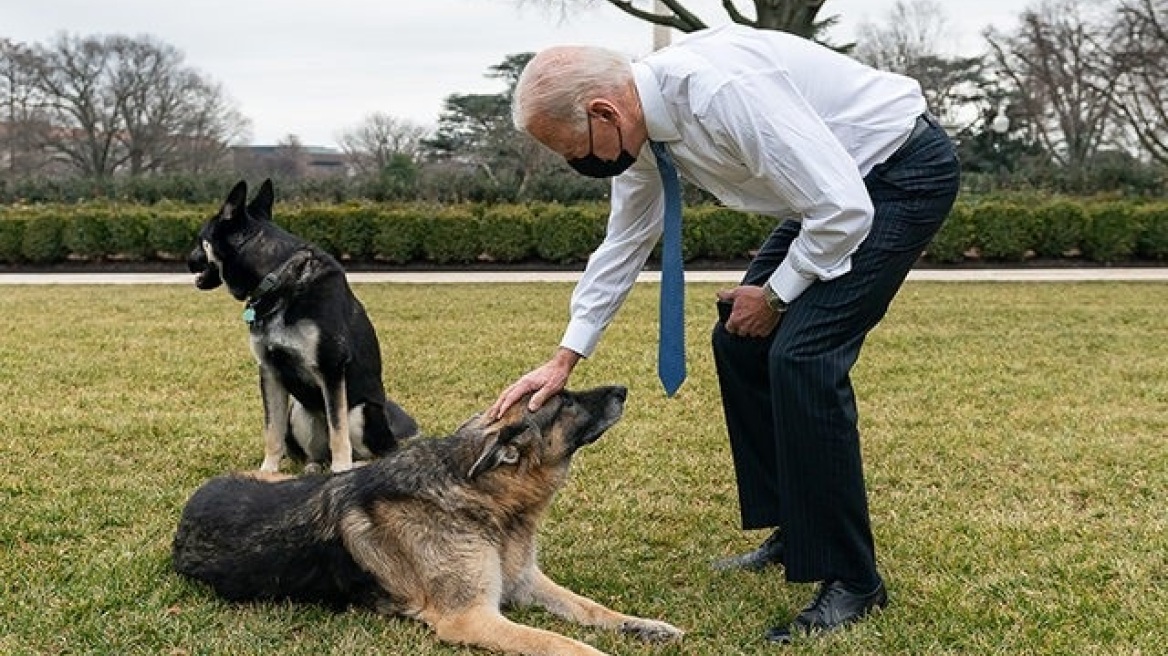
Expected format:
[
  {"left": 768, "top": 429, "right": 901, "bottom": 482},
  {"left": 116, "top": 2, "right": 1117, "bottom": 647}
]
[
  {"left": 991, "top": 105, "right": 1010, "bottom": 136},
  {"left": 990, "top": 104, "right": 1010, "bottom": 186}
]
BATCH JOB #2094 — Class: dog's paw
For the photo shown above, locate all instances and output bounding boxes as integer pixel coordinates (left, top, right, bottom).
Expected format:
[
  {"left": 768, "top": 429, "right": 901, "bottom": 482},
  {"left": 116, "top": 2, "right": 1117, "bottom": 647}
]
[
  {"left": 620, "top": 618, "right": 684, "bottom": 642},
  {"left": 303, "top": 462, "right": 325, "bottom": 475}
]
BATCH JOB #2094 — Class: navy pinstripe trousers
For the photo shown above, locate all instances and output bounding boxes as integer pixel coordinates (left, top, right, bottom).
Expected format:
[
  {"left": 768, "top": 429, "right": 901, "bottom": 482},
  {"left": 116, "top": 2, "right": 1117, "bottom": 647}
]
[{"left": 711, "top": 116, "right": 960, "bottom": 584}]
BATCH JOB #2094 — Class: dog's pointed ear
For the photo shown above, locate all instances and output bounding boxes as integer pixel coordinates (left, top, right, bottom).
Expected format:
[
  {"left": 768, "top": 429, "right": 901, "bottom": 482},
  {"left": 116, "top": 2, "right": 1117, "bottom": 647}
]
[
  {"left": 219, "top": 180, "right": 249, "bottom": 221},
  {"left": 467, "top": 423, "right": 528, "bottom": 479},
  {"left": 248, "top": 179, "right": 275, "bottom": 221}
]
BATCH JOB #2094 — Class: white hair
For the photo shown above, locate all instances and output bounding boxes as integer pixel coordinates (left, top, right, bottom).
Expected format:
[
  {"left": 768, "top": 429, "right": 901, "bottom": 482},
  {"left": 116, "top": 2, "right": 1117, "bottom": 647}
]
[{"left": 511, "top": 45, "right": 634, "bottom": 138}]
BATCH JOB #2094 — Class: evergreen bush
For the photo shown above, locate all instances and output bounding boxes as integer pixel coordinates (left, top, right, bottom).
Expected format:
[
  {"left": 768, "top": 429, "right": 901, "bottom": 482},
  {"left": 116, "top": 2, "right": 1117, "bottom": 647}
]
[
  {"left": 21, "top": 215, "right": 66, "bottom": 264},
  {"left": 925, "top": 202, "right": 975, "bottom": 263},
  {"left": 973, "top": 200, "right": 1031, "bottom": 261},
  {"left": 531, "top": 204, "right": 606, "bottom": 264},
  {"left": 1134, "top": 204, "right": 1168, "bottom": 260},
  {"left": 372, "top": 207, "right": 425, "bottom": 264},
  {"left": 479, "top": 205, "right": 534, "bottom": 263},
  {"left": 1082, "top": 202, "right": 1139, "bottom": 263},
  {"left": 420, "top": 206, "right": 481, "bottom": 264},
  {"left": 1031, "top": 199, "right": 1087, "bottom": 259},
  {"left": 0, "top": 218, "right": 26, "bottom": 263},
  {"left": 62, "top": 208, "right": 111, "bottom": 260}
]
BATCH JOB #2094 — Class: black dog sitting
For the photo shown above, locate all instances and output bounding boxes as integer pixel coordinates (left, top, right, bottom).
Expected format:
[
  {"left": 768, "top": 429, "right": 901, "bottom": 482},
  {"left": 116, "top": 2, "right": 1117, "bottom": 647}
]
[{"left": 187, "top": 179, "right": 417, "bottom": 472}]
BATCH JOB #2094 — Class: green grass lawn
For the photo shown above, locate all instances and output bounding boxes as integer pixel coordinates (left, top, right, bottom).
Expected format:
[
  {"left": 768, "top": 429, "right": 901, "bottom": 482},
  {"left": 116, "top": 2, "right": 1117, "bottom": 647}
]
[{"left": 1, "top": 280, "right": 1165, "bottom": 655}]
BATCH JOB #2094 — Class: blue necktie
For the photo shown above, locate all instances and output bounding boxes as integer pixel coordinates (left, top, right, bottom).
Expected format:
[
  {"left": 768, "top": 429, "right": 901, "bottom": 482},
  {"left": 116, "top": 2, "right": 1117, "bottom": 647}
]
[{"left": 649, "top": 140, "right": 685, "bottom": 396}]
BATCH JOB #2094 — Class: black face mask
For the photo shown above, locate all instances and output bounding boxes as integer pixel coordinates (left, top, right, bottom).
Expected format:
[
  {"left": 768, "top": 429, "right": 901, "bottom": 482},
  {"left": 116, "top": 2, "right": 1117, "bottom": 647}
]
[{"left": 567, "top": 115, "right": 637, "bottom": 178}]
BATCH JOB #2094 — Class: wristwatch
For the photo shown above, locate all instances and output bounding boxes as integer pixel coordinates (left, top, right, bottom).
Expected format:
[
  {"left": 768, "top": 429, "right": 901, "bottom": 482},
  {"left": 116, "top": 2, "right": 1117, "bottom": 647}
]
[{"left": 763, "top": 284, "right": 788, "bottom": 314}]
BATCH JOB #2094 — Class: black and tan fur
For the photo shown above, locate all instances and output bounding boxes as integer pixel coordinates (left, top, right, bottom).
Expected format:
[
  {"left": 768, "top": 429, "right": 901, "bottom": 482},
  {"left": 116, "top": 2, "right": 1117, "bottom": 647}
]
[
  {"left": 186, "top": 179, "right": 417, "bottom": 473},
  {"left": 172, "top": 386, "right": 682, "bottom": 656}
]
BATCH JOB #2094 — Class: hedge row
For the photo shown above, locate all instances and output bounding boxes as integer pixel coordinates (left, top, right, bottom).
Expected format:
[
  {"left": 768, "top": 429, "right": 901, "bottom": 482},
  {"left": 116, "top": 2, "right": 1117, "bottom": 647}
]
[
  {"left": 927, "top": 198, "right": 1168, "bottom": 264},
  {"left": 1, "top": 197, "right": 1166, "bottom": 267}
]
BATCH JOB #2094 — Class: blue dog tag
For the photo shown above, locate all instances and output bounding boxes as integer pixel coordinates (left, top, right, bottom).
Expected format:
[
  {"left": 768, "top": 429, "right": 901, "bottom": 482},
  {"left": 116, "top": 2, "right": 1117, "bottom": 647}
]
[{"left": 242, "top": 307, "right": 256, "bottom": 324}]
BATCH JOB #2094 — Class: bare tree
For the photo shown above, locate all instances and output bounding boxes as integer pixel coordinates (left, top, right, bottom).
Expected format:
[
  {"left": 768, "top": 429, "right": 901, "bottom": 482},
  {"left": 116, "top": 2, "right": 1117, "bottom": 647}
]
[
  {"left": 32, "top": 33, "right": 128, "bottom": 178},
  {"left": 272, "top": 134, "right": 307, "bottom": 179},
  {"left": 170, "top": 77, "right": 251, "bottom": 174},
  {"left": 108, "top": 35, "right": 194, "bottom": 174},
  {"left": 853, "top": 0, "right": 987, "bottom": 129},
  {"left": 516, "top": 0, "right": 845, "bottom": 44},
  {"left": 1112, "top": 0, "right": 1168, "bottom": 164},
  {"left": 336, "top": 113, "right": 429, "bottom": 176},
  {"left": 854, "top": 0, "right": 949, "bottom": 69},
  {"left": 23, "top": 32, "right": 248, "bottom": 179},
  {"left": 0, "top": 38, "right": 53, "bottom": 177},
  {"left": 985, "top": 0, "right": 1123, "bottom": 175}
]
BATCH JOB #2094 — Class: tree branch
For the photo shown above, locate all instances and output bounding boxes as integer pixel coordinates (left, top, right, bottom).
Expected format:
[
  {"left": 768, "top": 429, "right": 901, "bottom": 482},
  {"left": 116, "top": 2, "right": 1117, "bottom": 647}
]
[{"left": 603, "top": 0, "right": 705, "bottom": 32}]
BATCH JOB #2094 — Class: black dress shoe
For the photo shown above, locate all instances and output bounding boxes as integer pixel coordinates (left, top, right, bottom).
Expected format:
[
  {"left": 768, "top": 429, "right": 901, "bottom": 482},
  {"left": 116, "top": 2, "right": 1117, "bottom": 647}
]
[
  {"left": 712, "top": 529, "right": 784, "bottom": 572},
  {"left": 765, "top": 579, "right": 888, "bottom": 644}
]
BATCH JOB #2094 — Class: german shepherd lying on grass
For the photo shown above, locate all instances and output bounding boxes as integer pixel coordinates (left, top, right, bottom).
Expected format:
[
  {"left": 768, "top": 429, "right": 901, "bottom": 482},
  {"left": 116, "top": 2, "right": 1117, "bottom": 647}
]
[
  {"left": 186, "top": 179, "right": 417, "bottom": 473},
  {"left": 172, "top": 386, "right": 683, "bottom": 656}
]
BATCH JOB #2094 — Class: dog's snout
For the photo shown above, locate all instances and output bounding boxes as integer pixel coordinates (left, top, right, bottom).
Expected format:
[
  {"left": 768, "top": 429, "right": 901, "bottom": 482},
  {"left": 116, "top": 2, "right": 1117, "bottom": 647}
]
[
  {"left": 187, "top": 246, "right": 207, "bottom": 273},
  {"left": 611, "top": 386, "right": 628, "bottom": 402}
]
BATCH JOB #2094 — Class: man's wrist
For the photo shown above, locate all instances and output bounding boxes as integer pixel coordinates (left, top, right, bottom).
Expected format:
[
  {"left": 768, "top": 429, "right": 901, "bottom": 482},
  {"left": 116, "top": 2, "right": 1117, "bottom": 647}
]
[{"left": 762, "top": 284, "right": 788, "bottom": 314}]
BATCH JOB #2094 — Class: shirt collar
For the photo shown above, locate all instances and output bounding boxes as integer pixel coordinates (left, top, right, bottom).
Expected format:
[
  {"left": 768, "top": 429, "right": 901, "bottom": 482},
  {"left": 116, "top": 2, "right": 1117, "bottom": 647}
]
[{"left": 632, "top": 61, "right": 681, "bottom": 144}]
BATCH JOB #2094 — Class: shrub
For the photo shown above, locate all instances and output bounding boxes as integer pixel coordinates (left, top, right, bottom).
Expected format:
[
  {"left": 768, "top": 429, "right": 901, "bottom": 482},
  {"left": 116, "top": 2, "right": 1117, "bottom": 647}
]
[
  {"left": 973, "top": 200, "right": 1031, "bottom": 261},
  {"left": 1081, "top": 202, "right": 1139, "bottom": 263},
  {"left": 0, "top": 219, "right": 26, "bottom": 263},
  {"left": 531, "top": 204, "right": 606, "bottom": 264},
  {"left": 479, "top": 205, "right": 534, "bottom": 263},
  {"left": 372, "top": 207, "right": 426, "bottom": 264},
  {"left": 925, "top": 202, "right": 975, "bottom": 263},
  {"left": 105, "top": 207, "right": 151, "bottom": 260},
  {"left": 147, "top": 211, "right": 200, "bottom": 260},
  {"left": 282, "top": 206, "right": 339, "bottom": 256},
  {"left": 333, "top": 204, "right": 377, "bottom": 261},
  {"left": 21, "top": 215, "right": 66, "bottom": 264},
  {"left": 62, "top": 208, "right": 111, "bottom": 260},
  {"left": 420, "top": 206, "right": 481, "bottom": 264},
  {"left": 695, "top": 206, "right": 766, "bottom": 260},
  {"left": 1031, "top": 199, "right": 1087, "bottom": 259},
  {"left": 1134, "top": 204, "right": 1168, "bottom": 260}
]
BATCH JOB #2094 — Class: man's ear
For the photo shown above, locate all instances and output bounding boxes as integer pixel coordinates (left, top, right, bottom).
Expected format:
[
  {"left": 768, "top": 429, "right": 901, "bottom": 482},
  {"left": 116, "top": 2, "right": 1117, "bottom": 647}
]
[{"left": 585, "top": 98, "right": 620, "bottom": 124}]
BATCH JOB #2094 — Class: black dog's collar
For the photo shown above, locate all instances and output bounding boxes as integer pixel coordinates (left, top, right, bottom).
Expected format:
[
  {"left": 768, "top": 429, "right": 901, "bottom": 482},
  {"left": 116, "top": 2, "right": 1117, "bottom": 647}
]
[{"left": 243, "top": 248, "right": 313, "bottom": 325}]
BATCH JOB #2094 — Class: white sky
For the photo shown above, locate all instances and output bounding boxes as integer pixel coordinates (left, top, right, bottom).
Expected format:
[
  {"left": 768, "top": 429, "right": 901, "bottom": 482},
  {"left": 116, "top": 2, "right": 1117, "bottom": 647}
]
[{"left": 1, "top": 0, "right": 1024, "bottom": 147}]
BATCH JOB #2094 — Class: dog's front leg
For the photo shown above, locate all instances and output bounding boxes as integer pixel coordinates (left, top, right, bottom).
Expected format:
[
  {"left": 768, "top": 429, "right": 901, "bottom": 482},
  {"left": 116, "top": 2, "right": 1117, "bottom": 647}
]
[
  {"left": 520, "top": 567, "right": 684, "bottom": 643},
  {"left": 258, "top": 367, "right": 291, "bottom": 473},
  {"left": 427, "top": 606, "right": 608, "bottom": 656},
  {"left": 319, "top": 375, "right": 353, "bottom": 472}
]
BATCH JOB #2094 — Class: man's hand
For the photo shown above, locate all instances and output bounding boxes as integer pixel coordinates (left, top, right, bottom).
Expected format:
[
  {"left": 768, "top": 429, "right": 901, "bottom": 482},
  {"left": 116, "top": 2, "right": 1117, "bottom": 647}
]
[
  {"left": 488, "top": 347, "right": 582, "bottom": 419},
  {"left": 717, "top": 286, "right": 783, "bottom": 337}
]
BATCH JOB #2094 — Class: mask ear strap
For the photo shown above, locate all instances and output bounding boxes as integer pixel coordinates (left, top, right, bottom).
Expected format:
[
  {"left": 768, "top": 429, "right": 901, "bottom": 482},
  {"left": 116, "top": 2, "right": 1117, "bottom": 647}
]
[{"left": 584, "top": 112, "right": 595, "bottom": 154}]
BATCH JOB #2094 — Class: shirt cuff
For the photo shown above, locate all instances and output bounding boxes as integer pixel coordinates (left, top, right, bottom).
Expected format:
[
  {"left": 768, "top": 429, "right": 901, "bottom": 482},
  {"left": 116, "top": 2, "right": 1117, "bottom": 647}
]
[
  {"left": 561, "top": 318, "right": 603, "bottom": 359},
  {"left": 768, "top": 258, "right": 817, "bottom": 303}
]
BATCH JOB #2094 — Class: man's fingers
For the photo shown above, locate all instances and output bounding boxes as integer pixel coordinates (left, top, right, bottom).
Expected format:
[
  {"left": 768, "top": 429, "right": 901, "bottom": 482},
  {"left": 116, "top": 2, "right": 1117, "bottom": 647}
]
[
  {"left": 489, "top": 385, "right": 522, "bottom": 420},
  {"left": 528, "top": 386, "right": 553, "bottom": 412}
]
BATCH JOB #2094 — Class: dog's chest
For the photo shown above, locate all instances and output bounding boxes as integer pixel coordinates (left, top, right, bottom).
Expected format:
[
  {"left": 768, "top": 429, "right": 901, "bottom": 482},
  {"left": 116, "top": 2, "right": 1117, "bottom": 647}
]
[{"left": 249, "top": 314, "right": 322, "bottom": 373}]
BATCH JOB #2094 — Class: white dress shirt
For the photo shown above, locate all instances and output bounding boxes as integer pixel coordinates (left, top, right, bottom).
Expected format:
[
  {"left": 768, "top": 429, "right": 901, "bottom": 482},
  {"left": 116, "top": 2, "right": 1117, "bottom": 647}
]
[{"left": 561, "top": 24, "right": 928, "bottom": 358}]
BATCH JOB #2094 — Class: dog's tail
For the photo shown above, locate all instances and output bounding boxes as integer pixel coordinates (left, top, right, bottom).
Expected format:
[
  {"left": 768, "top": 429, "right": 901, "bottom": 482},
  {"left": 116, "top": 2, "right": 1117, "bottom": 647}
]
[
  {"left": 385, "top": 400, "right": 419, "bottom": 442},
  {"left": 360, "top": 399, "right": 419, "bottom": 457}
]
